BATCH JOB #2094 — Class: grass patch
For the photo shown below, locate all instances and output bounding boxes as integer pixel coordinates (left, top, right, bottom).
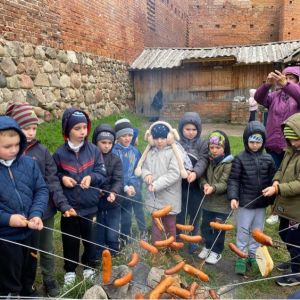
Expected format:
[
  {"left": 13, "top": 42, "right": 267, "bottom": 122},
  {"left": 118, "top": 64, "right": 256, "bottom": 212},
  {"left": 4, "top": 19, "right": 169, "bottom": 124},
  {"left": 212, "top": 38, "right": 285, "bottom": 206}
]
[{"left": 34, "top": 112, "right": 296, "bottom": 298}]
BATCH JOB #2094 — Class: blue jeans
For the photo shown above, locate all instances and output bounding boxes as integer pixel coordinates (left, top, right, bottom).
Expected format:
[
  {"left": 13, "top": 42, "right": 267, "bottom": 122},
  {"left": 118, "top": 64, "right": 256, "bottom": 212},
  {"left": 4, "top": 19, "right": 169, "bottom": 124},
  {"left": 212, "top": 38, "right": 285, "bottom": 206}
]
[
  {"left": 201, "top": 209, "right": 229, "bottom": 254},
  {"left": 91, "top": 206, "right": 121, "bottom": 259},
  {"left": 120, "top": 192, "right": 146, "bottom": 238},
  {"left": 266, "top": 149, "right": 284, "bottom": 169}
]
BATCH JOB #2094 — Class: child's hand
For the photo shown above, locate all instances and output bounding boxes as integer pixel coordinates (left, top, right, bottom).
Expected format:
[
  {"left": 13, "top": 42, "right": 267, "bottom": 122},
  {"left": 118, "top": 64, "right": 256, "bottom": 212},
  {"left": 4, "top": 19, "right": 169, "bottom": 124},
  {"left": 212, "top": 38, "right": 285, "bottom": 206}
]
[
  {"left": 187, "top": 172, "right": 197, "bottom": 183},
  {"left": 28, "top": 217, "right": 43, "bottom": 230},
  {"left": 9, "top": 214, "right": 28, "bottom": 227},
  {"left": 204, "top": 184, "right": 214, "bottom": 195},
  {"left": 262, "top": 186, "right": 277, "bottom": 197},
  {"left": 231, "top": 199, "right": 239, "bottom": 209},
  {"left": 80, "top": 175, "right": 91, "bottom": 189},
  {"left": 62, "top": 176, "right": 77, "bottom": 188},
  {"left": 127, "top": 186, "right": 136, "bottom": 197},
  {"left": 107, "top": 192, "right": 116, "bottom": 202},
  {"left": 148, "top": 184, "right": 155, "bottom": 192},
  {"left": 144, "top": 175, "right": 153, "bottom": 185},
  {"left": 63, "top": 208, "right": 77, "bottom": 217}
]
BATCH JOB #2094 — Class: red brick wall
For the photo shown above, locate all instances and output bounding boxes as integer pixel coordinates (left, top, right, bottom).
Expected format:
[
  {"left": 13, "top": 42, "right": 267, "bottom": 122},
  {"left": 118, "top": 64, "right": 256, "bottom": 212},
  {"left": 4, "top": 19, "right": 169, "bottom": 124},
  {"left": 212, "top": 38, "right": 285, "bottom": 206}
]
[
  {"left": 279, "top": 0, "right": 300, "bottom": 41},
  {"left": 0, "top": 0, "right": 188, "bottom": 63},
  {"left": 189, "top": 0, "right": 281, "bottom": 47}
]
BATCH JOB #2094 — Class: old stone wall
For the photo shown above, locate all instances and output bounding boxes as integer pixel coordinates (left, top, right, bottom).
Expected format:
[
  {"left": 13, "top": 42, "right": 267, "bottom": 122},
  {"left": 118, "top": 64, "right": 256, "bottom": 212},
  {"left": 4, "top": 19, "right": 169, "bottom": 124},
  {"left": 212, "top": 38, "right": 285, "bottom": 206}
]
[{"left": 0, "top": 39, "right": 133, "bottom": 118}]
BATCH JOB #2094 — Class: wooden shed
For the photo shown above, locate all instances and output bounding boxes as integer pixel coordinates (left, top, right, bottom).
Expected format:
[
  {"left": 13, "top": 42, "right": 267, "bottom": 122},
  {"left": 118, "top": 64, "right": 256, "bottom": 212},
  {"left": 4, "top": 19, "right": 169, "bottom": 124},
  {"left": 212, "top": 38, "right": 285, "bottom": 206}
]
[{"left": 130, "top": 40, "right": 300, "bottom": 122}]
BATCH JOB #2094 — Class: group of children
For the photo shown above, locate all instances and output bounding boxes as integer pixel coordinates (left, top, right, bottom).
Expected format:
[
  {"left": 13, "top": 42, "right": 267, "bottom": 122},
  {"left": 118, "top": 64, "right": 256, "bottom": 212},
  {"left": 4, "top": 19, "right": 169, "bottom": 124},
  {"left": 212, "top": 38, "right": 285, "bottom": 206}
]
[{"left": 1, "top": 102, "right": 300, "bottom": 298}]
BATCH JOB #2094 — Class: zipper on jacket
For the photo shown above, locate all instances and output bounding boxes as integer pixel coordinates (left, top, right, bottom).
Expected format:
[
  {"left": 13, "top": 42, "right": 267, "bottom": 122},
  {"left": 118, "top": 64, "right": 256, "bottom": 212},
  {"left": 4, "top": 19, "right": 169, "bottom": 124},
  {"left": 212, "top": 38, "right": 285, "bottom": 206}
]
[{"left": 8, "top": 167, "right": 25, "bottom": 214}]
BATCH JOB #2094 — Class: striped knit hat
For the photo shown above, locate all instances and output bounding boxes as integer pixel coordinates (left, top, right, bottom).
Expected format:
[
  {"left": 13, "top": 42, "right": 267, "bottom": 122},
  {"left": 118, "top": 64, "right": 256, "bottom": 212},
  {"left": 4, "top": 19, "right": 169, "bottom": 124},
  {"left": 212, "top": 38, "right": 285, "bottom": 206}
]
[
  {"left": 283, "top": 125, "right": 299, "bottom": 140},
  {"left": 5, "top": 102, "right": 39, "bottom": 128}
]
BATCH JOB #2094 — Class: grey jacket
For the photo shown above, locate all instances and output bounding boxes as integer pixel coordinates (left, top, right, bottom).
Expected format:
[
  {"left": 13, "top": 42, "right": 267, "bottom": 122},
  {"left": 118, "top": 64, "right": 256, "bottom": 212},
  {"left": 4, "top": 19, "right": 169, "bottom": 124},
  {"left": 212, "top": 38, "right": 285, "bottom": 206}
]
[{"left": 141, "top": 145, "right": 182, "bottom": 215}]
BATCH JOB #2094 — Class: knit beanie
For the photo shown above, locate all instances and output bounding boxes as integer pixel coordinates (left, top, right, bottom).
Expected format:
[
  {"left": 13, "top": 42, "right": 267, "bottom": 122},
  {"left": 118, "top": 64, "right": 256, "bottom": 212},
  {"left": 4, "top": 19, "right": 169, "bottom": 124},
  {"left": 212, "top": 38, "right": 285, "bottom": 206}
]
[
  {"left": 284, "top": 125, "right": 299, "bottom": 140},
  {"left": 5, "top": 102, "right": 39, "bottom": 128},
  {"left": 65, "top": 111, "right": 87, "bottom": 136},
  {"left": 115, "top": 118, "right": 134, "bottom": 139},
  {"left": 96, "top": 131, "right": 115, "bottom": 142},
  {"left": 208, "top": 132, "right": 225, "bottom": 147},
  {"left": 151, "top": 123, "right": 170, "bottom": 139},
  {"left": 248, "top": 133, "right": 263, "bottom": 143}
]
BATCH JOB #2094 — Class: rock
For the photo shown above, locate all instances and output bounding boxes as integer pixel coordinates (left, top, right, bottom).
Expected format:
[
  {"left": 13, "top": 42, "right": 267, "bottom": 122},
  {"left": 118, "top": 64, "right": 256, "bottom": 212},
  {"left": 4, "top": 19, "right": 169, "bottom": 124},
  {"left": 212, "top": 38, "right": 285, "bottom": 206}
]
[
  {"left": 45, "top": 47, "right": 57, "bottom": 59},
  {"left": 2, "top": 88, "right": 12, "bottom": 102},
  {"left": 34, "top": 73, "right": 50, "bottom": 86},
  {"left": 67, "top": 51, "right": 78, "bottom": 63},
  {"left": 60, "top": 74, "right": 70, "bottom": 88},
  {"left": 19, "top": 74, "right": 33, "bottom": 89},
  {"left": 70, "top": 73, "right": 81, "bottom": 88},
  {"left": 24, "top": 58, "right": 39, "bottom": 76},
  {"left": 23, "top": 44, "right": 34, "bottom": 57},
  {"left": 49, "top": 74, "right": 61, "bottom": 87},
  {"left": 6, "top": 41, "right": 22, "bottom": 57},
  {"left": 0, "top": 45, "right": 6, "bottom": 57},
  {"left": 147, "top": 267, "right": 165, "bottom": 288},
  {"left": 65, "top": 61, "right": 74, "bottom": 74},
  {"left": 57, "top": 50, "right": 68, "bottom": 63},
  {"left": 0, "top": 74, "right": 7, "bottom": 88},
  {"left": 16, "top": 63, "right": 26, "bottom": 74},
  {"left": 11, "top": 89, "right": 26, "bottom": 102},
  {"left": 6, "top": 75, "right": 20, "bottom": 89},
  {"left": 26, "top": 91, "right": 39, "bottom": 107},
  {"left": 35, "top": 46, "right": 45, "bottom": 59},
  {"left": 0, "top": 58, "right": 17, "bottom": 76},
  {"left": 83, "top": 285, "right": 108, "bottom": 299},
  {"left": 43, "top": 61, "right": 53, "bottom": 73}
]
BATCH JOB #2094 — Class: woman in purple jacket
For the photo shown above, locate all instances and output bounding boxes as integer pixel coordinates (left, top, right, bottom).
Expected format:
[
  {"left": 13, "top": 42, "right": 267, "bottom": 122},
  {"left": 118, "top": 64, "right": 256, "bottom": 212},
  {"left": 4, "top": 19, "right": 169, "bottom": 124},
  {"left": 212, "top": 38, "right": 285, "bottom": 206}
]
[
  {"left": 255, "top": 66, "right": 300, "bottom": 168},
  {"left": 255, "top": 66, "right": 300, "bottom": 226}
]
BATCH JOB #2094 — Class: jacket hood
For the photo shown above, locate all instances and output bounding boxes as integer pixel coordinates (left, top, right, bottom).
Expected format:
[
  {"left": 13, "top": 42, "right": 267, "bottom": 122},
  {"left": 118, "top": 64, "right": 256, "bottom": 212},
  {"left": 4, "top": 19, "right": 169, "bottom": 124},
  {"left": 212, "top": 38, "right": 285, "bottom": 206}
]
[
  {"left": 282, "top": 112, "right": 300, "bottom": 142},
  {"left": 0, "top": 116, "right": 27, "bottom": 156},
  {"left": 92, "top": 123, "right": 116, "bottom": 145},
  {"left": 283, "top": 66, "right": 300, "bottom": 80},
  {"left": 62, "top": 108, "right": 91, "bottom": 141},
  {"left": 243, "top": 121, "right": 266, "bottom": 152},
  {"left": 209, "top": 130, "right": 231, "bottom": 157},
  {"left": 178, "top": 112, "right": 202, "bottom": 140}
]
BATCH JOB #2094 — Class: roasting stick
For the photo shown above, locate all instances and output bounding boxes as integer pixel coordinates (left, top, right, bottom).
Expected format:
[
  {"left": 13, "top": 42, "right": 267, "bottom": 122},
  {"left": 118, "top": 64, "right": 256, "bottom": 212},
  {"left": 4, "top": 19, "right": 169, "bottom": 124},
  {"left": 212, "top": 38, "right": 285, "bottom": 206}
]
[
  {"left": 184, "top": 183, "right": 191, "bottom": 226},
  {"left": 278, "top": 222, "right": 300, "bottom": 233},
  {"left": 57, "top": 278, "right": 86, "bottom": 299},
  {"left": 191, "top": 193, "right": 206, "bottom": 227},
  {"left": 200, "top": 195, "right": 264, "bottom": 268},
  {"left": 82, "top": 184, "right": 178, "bottom": 215}
]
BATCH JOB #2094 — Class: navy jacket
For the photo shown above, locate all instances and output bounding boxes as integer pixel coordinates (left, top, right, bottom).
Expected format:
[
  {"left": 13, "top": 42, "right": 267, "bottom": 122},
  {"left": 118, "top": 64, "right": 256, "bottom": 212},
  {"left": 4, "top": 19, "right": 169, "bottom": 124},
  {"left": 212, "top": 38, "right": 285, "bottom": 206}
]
[
  {"left": 0, "top": 117, "right": 48, "bottom": 241},
  {"left": 53, "top": 108, "right": 106, "bottom": 216},
  {"left": 92, "top": 124, "right": 123, "bottom": 210},
  {"left": 228, "top": 121, "right": 276, "bottom": 208},
  {"left": 23, "top": 140, "right": 72, "bottom": 219}
]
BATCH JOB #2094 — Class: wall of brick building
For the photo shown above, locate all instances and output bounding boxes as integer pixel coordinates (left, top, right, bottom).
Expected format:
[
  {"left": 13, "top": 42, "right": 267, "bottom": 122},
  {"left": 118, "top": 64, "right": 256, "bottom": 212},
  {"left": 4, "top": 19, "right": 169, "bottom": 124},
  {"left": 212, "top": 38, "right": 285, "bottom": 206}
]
[
  {"left": 0, "top": 0, "right": 188, "bottom": 63},
  {"left": 189, "top": 0, "right": 282, "bottom": 47},
  {"left": 279, "top": 0, "right": 300, "bottom": 41}
]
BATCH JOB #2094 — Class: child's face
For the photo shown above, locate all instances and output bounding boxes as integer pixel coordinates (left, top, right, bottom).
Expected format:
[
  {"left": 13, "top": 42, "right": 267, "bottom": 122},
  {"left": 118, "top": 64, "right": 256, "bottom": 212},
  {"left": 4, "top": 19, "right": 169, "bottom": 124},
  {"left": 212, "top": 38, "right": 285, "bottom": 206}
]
[
  {"left": 97, "top": 139, "right": 113, "bottom": 154},
  {"left": 69, "top": 123, "right": 87, "bottom": 145},
  {"left": 289, "top": 139, "right": 300, "bottom": 150},
  {"left": 209, "top": 144, "right": 224, "bottom": 158},
  {"left": 183, "top": 123, "right": 198, "bottom": 140},
  {"left": 118, "top": 134, "right": 133, "bottom": 147},
  {"left": 153, "top": 138, "right": 168, "bottom": 150},
  {"left": 0, "top": 134, "right": 20, "bottom": 160},
  {"left": 22, "top": 124, "right": 37, "bottom": 142},
  {"left": 248, "top": 141, "right": 263, "bottom": 152}
]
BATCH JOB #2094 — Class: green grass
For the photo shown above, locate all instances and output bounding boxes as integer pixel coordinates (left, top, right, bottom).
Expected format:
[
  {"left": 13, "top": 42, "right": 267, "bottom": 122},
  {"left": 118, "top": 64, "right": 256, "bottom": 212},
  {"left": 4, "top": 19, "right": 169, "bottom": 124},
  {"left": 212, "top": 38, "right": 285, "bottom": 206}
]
[{"left": 35, "top": 112, "right": 296, "bottom": 298}]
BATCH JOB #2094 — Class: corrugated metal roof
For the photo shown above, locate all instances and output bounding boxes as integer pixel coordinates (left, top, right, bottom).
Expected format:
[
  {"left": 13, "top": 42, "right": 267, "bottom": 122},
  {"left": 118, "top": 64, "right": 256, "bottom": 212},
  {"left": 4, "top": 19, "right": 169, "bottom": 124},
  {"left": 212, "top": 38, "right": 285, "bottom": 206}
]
[{"left": 130, "top": 40, "right": 300, "bottom": 70}]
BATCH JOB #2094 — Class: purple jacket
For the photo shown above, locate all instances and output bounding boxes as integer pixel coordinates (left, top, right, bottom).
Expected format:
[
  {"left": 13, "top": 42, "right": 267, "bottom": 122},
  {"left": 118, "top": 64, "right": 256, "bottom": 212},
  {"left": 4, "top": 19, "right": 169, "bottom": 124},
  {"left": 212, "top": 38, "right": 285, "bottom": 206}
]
[{"left": 255, "top": 79, "right": 300, "bottom": 153}]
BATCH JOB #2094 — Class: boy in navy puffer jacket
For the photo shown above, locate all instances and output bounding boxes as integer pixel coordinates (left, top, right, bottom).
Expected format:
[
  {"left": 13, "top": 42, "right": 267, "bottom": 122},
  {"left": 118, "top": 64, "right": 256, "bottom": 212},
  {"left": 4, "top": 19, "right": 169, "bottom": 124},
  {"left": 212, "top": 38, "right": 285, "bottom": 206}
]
[
  {"left": 228, "top": 121, "right": 276, "bottom": 275},
  {"left": 53, "top": 108, "right": 106, "bottom": 287},
  {"left": 6, "top": 102, "right": 71, "bottom": 297},
  {"left": 91, "top": 124, "right": 123, "bottom": 258},
  {"left": 0, "top": 116, "right": 48, "bottom": 297}
]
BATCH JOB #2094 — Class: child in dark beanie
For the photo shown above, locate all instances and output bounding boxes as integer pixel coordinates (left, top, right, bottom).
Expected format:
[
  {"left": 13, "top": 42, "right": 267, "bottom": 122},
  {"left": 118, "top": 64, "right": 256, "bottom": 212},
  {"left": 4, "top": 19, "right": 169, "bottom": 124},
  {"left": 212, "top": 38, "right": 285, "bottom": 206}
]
[
  {"left": 177, "top": 112, "right": 208, "bottom": 254},
  {"left": 91, "top": 124, "right": 123, "bottom": 258},
  {"left": 53, "top": 108, "right": 106, "bottom": 288}
]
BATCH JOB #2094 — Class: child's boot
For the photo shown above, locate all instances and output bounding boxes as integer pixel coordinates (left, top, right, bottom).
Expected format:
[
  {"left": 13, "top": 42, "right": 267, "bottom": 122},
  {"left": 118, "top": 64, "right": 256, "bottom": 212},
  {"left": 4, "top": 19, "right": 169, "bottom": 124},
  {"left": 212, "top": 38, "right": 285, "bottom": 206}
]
[
  {"left": 235, "top": 258, "right": 246, "bottom": 275},
  {"left": 248, "top": 257, "right": 259, "bottom": 273}
]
